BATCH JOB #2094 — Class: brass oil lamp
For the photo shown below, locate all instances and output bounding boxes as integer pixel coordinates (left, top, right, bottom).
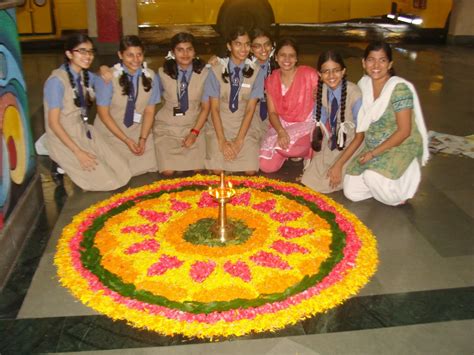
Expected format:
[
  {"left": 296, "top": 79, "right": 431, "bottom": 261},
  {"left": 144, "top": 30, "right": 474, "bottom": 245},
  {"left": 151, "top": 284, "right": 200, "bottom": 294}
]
[{"left": 208, "top": 171, "right": 236, "bottom": 243}]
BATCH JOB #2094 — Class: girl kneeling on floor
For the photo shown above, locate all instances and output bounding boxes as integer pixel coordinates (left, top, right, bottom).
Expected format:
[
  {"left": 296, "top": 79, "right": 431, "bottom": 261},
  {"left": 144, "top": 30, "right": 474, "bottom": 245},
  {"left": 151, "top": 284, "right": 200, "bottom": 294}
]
[
  {"left": 301, "top": 50, "right": 363, "bottom": 193},
  {"left": 43, "top": 33, "right": 131, "bottom": 191}
]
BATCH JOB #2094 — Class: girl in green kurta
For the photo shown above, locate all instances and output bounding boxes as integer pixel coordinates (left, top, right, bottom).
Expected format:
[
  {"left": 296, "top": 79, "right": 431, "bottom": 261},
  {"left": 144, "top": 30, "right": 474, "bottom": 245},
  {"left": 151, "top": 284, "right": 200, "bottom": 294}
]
[{"left": 343, "top": 41, "right": 429, "bottom": 206}]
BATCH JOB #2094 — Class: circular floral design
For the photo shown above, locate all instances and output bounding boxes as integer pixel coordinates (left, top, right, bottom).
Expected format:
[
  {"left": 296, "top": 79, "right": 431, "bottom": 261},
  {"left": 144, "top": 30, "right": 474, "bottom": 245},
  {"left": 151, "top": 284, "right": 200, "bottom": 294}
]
[{"left": 55, "top": 175, "right": 378, "bottom": 338}]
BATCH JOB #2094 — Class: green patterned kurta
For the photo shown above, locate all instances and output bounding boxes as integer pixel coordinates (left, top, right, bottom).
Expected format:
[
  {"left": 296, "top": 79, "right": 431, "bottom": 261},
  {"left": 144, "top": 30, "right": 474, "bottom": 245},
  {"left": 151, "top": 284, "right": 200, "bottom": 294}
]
[{"left": 346, "top": 83, "right": 423, "bottom": 179}]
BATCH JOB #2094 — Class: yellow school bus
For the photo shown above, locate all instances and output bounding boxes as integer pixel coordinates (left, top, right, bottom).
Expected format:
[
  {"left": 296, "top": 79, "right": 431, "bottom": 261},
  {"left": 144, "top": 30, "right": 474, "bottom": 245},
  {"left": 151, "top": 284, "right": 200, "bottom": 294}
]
[
  {"left": 16, "top": 0, "right": 452, "bottom": 40},
  {"left": 137, "top": 0, "right": 452, "bottom": 32},
  {"left": 16, "top": 0, "right": 87, "bottom": 39},
  {"left": 137, "top": 0, "right": 392, "bottom": 34}
]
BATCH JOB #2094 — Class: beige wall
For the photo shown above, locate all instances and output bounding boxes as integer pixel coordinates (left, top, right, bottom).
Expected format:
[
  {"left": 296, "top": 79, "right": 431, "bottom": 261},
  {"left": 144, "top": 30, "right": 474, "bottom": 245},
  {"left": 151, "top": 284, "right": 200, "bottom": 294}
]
[{"left": 449, "top": 0, "right": 474, "bottom": 37}]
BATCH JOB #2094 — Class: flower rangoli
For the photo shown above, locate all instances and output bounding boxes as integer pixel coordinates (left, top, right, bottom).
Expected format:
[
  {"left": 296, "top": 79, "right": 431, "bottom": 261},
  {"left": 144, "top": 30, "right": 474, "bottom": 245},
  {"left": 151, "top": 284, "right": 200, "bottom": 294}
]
[{"left": 55, "top": 175, "right": 378, "bottom": 338}]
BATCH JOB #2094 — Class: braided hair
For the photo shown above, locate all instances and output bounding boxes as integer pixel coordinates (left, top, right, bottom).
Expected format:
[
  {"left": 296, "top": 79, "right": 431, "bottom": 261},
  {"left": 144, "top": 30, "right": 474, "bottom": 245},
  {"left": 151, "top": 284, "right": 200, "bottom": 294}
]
[
  {"left": 338, "top": 77, "right": 348, "bottom": 150},
  {"left": 311, "top": 78, "right": 324, "bottom": 151},
  {"left": 312, "top": 50, "right": 348, "bottom": 151},
  {"left": 64, "top": 33, "right": 95, "bottom": 108},
  {"left": 222, "top": 26, "right": 254, "bottom": 83},
  {"left": 163, "top": 32, "right": 205, "bottom": 80},
  {"left": 118, "top": 35, "right": 152, "bottom": 96}
]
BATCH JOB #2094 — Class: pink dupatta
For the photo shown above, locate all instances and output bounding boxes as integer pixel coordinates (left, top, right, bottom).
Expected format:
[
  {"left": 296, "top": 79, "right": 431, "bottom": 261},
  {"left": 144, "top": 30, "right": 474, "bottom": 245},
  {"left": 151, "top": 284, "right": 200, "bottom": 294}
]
[{"left": 265, "top": 65, "right": 318, "bottom": 123}]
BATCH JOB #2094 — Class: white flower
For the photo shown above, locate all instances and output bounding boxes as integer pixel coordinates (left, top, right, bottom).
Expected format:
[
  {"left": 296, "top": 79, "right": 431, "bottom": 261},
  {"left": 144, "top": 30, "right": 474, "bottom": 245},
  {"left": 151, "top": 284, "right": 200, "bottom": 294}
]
[
  {"left": 86, "top": 86, "right": 96, "bottom": 100},
  {"left": 113, "top": 63, "right": 123, "bottom": 78},
  {"left": 244, "top": 57, "right": 257, "bottom": 71},
  {"left": 165, "top": 50, "right": 175, "bottom": 60},
  {"left": 142, "top": 61, "right": 153, "bottom": 79},
  {"left": 217, "top": 57, "right": 229, "bottom": 74},
  {"left": 269, "top": 47, "right": 275, "bottom": 58}
]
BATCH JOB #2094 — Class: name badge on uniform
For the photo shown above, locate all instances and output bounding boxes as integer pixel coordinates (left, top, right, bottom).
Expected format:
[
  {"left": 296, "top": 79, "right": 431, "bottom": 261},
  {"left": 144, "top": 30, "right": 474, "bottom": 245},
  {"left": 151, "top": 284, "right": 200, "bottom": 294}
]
[
  {"left": 241, "top": 83, "right": 251, "bottom": 88},
  {"left": 133, "top": 111, "right": 143, "bottom": 123},
  {"left": 173, "top": 107, "right": 185, "bottom": 116}
]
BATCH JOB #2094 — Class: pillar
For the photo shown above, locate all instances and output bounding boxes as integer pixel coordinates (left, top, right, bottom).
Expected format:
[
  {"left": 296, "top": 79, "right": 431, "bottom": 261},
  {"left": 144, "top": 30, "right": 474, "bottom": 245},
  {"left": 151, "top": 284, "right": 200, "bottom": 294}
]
[{"left": 448, "top": 0, "right": 474, "bottom": 45}]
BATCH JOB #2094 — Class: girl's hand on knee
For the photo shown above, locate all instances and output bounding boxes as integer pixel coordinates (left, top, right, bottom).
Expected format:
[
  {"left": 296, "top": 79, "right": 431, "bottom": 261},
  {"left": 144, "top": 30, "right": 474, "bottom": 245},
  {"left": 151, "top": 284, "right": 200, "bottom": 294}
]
[
  {"left": 277, "top": 129, "right": 290, "bottom": 150},
  {"left": 223, "top": 141, "right": 236, "bottom": 161},
  {"left": 231, "top": 138, "right": 243, "bottom": 155},
  {"left": 136, "top": 138, "right": 146, "bottom": 155},
  {"left": 327, "top": 163, "right": 342, "bottom": 188},
  {"left": 182, "top": 133, "right": 197, "bottom": 148},
  {"left": 76, "top": 150, "right": 98, "bottom": 171},
  {"left": 125, "top": 137, "right": 141, "bottom": 155},
  {"left": 358, "top": 151, "right": 375, "bottom": 164}
]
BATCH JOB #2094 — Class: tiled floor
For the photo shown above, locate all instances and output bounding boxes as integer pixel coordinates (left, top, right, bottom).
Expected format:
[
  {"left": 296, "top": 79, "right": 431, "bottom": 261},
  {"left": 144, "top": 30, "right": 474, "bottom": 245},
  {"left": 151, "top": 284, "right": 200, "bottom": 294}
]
[{"left": 0, "top": 38, "right": 473, "bottom": 354}]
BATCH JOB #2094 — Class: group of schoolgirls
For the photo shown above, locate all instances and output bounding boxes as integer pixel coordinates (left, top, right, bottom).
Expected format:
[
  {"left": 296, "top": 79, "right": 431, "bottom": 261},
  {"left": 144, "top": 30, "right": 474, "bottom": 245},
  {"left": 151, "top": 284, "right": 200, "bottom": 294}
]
[{"left": 44, "top": 30, "right": 428, "bottom": 206}]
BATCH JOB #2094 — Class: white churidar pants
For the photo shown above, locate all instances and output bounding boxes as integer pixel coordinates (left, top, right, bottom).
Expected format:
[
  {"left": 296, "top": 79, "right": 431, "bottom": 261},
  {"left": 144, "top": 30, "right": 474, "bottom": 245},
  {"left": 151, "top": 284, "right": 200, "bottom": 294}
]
[{"left": 343, "top": 158, "right": 421, "bottom": 206}]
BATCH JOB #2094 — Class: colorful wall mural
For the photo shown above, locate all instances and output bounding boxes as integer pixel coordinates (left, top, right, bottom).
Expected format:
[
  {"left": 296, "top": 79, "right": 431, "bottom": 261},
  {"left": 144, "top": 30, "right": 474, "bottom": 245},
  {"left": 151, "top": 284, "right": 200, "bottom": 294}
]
[{"left": 0, "top": 7, "right": 36, "bottom": 229}]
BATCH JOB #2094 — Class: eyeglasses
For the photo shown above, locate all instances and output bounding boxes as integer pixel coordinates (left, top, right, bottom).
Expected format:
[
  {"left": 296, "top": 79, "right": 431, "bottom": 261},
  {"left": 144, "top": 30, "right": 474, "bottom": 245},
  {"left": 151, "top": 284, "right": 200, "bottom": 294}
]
[
  {"left": 72, "top": 48, "right": 96, "bottom": 55},
  {"left": 320, "top": 67, "right": 343, "bottom": 75}
]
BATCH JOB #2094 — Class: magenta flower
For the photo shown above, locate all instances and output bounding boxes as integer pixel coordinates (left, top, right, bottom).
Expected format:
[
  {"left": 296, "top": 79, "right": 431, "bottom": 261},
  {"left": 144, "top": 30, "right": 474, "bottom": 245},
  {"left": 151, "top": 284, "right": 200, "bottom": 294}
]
[
  {"left": 170, "top": 199, "right": 191, "bottom": 211},
  {"left": 249, "top": 251, "right": 291, "bottom": 270},
  {"left": 224, "top": 260, "right": 252, "bottom": 282},
  {"left": 271, "top": 240, "right": 309, "bottom": 255},
  {"left": 189, "top": 261, "right": 216, "bottom": 283},
  {"left": 269, "top": 211, "right": 302, "bottom": 222},
  {"left": 278, "top": 225, "right": 314, "bottom": 239},
  {"left": 138, "top": 210, "right": 171, "bottom": 223},
  {"left": 252, "top": 199, "right": 276, "bottom": 213},
  {"left": 197, "top": 192, "right": 219, "bottom": 208},
  {"left": 147, "top": 255, "right": 184, "bottom": 276},
  {"left": 230, "top": 191, "right": 251, "bottom": 206},
  {"left": 121, "top": 223, "right": 159, "bottom": 236},
  {"left": 125, "top": 239, "right": 160, "bottom": 254}
]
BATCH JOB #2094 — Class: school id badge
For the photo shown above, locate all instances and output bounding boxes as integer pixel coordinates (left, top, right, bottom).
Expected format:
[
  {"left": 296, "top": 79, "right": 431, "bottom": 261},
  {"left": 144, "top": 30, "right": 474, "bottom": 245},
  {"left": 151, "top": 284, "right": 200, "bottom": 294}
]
[
  {"left": 173, "top": 106, "right": 185, "bottom": 116},
  {"left": 133, "top": 111, "right": 143, "bottom": 123}
]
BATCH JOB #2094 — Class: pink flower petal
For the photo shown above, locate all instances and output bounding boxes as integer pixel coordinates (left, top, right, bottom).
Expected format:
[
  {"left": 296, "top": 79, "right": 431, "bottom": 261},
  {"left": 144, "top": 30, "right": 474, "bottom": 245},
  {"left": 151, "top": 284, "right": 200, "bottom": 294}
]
[
  {"left": 278, "top": 225, "right": 314, "bottom": 239},
  {"left": 230, "top": 191, "right": 251, "bottom": 206},
  {"left": 252, "top": 199, "right": 276, "bottom": 213},
  {"left": 138, "top": 210, "right": 172, "bottom": 223},
  {"left": 125, "top": 239, "right": 160, "bottom": 254},
  {"left": 271, "top": 240, "right": 309, "bottom": 255},
  {"left": 147, "top": 255, "right": 184, "bottom": 276},
  {"left": 170, "top": 199, "right": 191, "bottom": 212},
  {"left": 223, "top": 261, "right": 252, "bottom": 282},
  {"left": 270, "top": 211, "right": 302, "bottom": 222},
  {"left": 249, "top": 251, "right": 291, "bottom": 270},
  {"left": 189, "top": 261, "right": 216, "bottom": 283},
  {"left": 121, "top": 223, "right": 159, "bottom": 236}
]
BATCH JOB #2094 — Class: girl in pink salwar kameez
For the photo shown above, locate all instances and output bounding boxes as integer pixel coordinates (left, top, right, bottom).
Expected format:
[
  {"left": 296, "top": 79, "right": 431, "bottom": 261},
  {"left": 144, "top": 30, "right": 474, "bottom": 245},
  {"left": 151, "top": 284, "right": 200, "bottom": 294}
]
[{"left": 259, "top": 38, "right": 318, "bottom": 173}]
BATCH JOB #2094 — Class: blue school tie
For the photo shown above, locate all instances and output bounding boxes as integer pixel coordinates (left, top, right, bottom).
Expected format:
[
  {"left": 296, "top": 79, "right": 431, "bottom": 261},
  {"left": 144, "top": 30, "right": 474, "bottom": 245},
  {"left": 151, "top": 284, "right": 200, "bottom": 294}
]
[
  {"left": 179, "top": 70, "right": 189, "bottom": 113},
  {"left": 229, "top": 66, "right": 240, "bottom": 113},
  {"left": 329, "top": 96, "right": 338, "bottom": 150},
  {"left": 259, "top": 64, "right": 268, "bottom": 120},
  {"left": 123, "top": 75, "right": 135, "bottom": 128}
]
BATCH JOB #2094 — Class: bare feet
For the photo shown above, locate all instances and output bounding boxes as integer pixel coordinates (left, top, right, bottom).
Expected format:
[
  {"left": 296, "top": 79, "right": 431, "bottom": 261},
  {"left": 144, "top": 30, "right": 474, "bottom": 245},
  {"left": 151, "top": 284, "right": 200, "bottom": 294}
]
[{"left": 161, "top": 170, "right": 175, "bottom": 177}]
